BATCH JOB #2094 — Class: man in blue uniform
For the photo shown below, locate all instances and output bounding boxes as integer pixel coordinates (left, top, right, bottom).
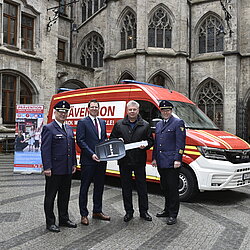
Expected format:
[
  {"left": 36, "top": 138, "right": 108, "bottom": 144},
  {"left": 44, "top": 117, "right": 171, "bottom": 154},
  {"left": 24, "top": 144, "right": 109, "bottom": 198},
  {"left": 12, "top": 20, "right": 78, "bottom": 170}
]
[
  {"left": 76, "top": 99, "right": 110, "bottom": 226},
  {"left": 152, "top": 100, "right": 186, "bottom": 225},
  {"left": 41, "top": 100, "right": 77, "bottom": 232}
]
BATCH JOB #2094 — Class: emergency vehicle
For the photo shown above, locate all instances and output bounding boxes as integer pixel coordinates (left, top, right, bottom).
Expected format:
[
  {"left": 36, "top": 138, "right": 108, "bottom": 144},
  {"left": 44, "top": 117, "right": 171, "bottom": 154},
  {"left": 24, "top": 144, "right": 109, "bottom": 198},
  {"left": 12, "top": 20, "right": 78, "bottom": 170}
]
[{"left": 47, "top": 80, "right": 250, "bottom": 201}]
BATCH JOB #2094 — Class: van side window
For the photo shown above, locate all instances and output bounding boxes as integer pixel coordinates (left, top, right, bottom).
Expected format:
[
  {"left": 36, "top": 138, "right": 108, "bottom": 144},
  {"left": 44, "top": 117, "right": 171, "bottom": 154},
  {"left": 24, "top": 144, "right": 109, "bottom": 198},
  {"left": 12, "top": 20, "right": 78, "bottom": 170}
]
[{"left": 135, "top": 100, "right": 161, "bottom": 123}]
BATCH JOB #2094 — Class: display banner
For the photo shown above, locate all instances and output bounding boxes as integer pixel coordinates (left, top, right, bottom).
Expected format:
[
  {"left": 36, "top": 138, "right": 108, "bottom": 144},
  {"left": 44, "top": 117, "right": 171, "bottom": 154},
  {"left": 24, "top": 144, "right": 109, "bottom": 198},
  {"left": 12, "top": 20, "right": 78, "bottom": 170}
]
[{"left": 14, "top": 105, "right": 44, "bottom": 174}]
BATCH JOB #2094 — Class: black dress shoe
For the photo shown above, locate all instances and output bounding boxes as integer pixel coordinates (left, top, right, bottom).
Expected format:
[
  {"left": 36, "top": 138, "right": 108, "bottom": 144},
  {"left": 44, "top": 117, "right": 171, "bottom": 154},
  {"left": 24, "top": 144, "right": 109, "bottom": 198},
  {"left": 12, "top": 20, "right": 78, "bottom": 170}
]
[
  {"left": 156, "top": 210, "right": 169, "bottom": 218},
  {"left": 59, "top": 220, "right": 77, "bottom": 228},
  {"left": 166, "top": 217, "right": 177, "bottom": 225},
  {"left": 46, "top": 224, "right": 60, "bottom": 233},
  {"left": 124, "top": 213, "right": 133, "bottom": 222},
  {"left": 140, "top": 212, "right": 152, "bottom": 221}
]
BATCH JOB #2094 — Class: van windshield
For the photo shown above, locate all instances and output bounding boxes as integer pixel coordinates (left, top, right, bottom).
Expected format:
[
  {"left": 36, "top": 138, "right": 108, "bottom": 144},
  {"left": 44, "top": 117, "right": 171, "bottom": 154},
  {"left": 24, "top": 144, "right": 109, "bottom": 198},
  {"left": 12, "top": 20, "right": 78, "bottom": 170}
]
[{"left": 170, "top": 101, "right": 218, "bottom": 130}]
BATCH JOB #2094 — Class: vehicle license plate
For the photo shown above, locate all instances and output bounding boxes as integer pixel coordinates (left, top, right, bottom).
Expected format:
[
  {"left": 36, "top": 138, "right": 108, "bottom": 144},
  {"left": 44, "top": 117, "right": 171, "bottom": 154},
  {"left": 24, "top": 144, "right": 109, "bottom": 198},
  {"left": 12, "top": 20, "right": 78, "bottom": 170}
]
[
  {"left": 243, "top": 173, "right": 250, "bottom": 181},
  {"left": 241, "top": 155, "right": 249, "bottom": 160}
]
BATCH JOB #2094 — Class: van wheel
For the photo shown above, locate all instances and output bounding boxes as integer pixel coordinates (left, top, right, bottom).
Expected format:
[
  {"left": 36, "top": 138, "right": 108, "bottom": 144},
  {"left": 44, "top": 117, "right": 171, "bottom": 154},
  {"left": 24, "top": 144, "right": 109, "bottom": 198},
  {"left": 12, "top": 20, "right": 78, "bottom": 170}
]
[{"left": 179, "top": 167, "right": 198, "bottom": 202}]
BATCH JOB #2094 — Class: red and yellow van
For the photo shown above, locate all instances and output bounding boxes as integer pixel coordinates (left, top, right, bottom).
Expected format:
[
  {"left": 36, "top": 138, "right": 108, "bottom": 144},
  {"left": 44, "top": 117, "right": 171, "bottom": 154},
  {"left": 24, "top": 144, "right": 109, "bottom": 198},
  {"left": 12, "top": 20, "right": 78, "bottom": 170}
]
[{"left": 47, "top": 80, "right": 250, "bottom": 201}]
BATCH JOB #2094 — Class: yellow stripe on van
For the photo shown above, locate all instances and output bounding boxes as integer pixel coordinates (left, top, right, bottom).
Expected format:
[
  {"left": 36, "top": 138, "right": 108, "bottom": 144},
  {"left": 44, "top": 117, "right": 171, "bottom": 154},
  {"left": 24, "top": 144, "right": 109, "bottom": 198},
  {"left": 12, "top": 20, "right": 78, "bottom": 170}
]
[
  {"left": 185, "top": 145, "right": 197, "bottom": 150},
  {"left": 106, "top": 169, "right": 160, "bottom": 181},
  {"left": 54, "top": 88, "right": 143, "bottom": 100},
  {"left": 184, "top": 150, "right": 201, "bottom": 156},
  {"left": 198, "top": 130, "right": 232, "bottom": 149}
]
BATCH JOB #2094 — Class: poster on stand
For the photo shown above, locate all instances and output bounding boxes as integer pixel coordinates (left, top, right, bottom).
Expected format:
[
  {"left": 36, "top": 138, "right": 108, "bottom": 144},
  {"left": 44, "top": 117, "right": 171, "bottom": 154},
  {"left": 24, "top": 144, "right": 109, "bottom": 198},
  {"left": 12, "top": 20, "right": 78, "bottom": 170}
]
[{"left": 14, "top": 104, "right": 44, "bottom": 174}]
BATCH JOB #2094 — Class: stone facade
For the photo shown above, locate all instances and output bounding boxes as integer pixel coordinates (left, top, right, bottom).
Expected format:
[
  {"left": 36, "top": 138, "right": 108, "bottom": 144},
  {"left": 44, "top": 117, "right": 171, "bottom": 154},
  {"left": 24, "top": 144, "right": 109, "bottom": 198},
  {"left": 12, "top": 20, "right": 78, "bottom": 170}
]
[
  {"left": 0, "top": 0, "right": 93, "bottom": 138},
  {"left": 0, "top": 0, "right": 250, "bottom": 141}
]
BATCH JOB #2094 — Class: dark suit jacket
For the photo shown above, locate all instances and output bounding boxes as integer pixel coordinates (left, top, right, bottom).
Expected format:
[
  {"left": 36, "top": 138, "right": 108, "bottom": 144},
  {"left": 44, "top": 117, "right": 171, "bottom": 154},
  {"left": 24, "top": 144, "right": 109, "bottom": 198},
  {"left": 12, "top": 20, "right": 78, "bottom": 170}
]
[
  {"left": 153, "top": 115, "right": 186, "bottom": 169},
  {"left": 41, "top": 121, "right": 77, "bottom": 175},
  {"left": 76, "top": 116, "right": 107, "bottom": 165}
]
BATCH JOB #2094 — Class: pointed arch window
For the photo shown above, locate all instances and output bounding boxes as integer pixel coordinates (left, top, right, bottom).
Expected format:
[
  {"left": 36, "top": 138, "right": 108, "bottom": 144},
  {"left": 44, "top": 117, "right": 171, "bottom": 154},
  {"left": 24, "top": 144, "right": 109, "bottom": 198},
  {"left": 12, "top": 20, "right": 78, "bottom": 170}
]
[
  {"left": 199, "top": 15, "right": 224, "bottom": 54},
  {"left": 82, "top": 0, "right": 106, "bottom": 22},
  {"left": 149, "top": 72, "right": 172, "bottom": 88},
  {"left": 80, "top": 33, "right": 104, "bottom": 68},
  {"left": 148, "top": 7, "right": 172, "bottom": 48},
  {"left": 197, "top": 80, "right": 223, "bottom": 129},
  {"left": 121, "top": 11, "right": 136, "bottom": 50},
  {"left": 119, "top": 72, "right": 134, "bottom": 83}
]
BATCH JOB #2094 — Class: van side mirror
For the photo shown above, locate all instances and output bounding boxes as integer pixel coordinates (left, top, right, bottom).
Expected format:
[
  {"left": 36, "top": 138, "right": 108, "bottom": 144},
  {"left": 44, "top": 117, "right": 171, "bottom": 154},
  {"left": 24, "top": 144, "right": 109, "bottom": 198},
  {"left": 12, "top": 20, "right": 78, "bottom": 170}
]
[{"left": 150, "top": 118, "right": 162, "bottom": 132}]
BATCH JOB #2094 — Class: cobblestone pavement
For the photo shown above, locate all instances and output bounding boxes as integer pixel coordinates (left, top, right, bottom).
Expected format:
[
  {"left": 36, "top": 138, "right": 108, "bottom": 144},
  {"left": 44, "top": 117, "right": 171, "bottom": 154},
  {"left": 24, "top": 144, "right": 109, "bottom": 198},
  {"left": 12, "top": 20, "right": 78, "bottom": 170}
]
[{"left": 1, "top": 154, "right": 250, "bottom": 250}]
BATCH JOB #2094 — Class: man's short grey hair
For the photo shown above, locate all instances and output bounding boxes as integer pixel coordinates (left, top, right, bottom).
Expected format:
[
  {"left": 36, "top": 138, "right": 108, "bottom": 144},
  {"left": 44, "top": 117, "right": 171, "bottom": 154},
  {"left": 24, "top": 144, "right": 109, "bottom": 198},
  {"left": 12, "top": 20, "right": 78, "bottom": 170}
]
[{"left": 127, "top": 100, "right": 140, "bottom": 108}]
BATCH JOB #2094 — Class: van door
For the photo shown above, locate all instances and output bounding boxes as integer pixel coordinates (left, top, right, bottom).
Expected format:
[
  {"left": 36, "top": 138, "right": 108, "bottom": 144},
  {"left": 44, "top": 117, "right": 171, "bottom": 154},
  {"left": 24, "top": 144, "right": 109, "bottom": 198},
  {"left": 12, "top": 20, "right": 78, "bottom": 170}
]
[{"left": 135, "top": 100, "right": 161, "bottom": 178}]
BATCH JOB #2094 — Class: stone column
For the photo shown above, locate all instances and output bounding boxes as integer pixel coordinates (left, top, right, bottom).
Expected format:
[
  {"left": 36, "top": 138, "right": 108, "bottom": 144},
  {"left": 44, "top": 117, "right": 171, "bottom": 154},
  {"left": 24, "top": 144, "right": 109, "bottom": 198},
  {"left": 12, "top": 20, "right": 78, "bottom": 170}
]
[
  {"left": 223, "top": 54, "right": 240, "bottom": 134},
  {"left": 135, "top": 0, "right": 147, "bottom": 81},
  {"left": 223, "top": 0, "right": 240, "bottom": 134}
]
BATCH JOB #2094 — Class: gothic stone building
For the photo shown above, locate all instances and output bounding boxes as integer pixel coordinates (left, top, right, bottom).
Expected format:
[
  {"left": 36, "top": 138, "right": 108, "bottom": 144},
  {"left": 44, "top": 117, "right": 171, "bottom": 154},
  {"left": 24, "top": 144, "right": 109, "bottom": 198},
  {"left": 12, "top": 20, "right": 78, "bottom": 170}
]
[{"left": 0, "top": 0, "right": 250, "bottom": 144}]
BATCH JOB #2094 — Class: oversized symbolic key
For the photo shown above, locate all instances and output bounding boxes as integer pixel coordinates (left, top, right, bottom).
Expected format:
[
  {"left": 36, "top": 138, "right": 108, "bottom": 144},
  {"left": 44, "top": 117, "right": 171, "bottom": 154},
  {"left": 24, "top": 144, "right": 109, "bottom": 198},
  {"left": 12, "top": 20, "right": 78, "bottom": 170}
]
[{"left": 95, "top": 138, "right": 148, "bottom": 161}]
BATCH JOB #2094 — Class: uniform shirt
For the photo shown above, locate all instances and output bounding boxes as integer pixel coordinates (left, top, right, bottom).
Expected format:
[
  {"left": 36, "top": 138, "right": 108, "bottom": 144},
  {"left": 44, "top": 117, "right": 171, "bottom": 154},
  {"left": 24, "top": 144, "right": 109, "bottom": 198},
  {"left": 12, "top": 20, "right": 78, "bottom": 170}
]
[{"left": 55, "top": 119, "right": 65, "bottom": 131}]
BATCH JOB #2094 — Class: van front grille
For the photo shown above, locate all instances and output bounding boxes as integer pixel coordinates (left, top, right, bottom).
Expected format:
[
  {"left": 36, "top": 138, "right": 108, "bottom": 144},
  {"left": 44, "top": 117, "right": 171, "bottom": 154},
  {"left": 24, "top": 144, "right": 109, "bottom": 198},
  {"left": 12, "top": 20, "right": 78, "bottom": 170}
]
[{"left": 225, "top": 149, "right": 250, "bottom": 164}]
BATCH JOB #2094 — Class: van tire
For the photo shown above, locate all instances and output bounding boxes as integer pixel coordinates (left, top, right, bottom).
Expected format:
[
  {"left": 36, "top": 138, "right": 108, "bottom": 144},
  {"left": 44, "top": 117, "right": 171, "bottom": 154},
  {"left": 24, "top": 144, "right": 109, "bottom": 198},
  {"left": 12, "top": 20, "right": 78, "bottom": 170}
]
[{"left": 179, "top": 166, "right": 198, "bottom": 202}]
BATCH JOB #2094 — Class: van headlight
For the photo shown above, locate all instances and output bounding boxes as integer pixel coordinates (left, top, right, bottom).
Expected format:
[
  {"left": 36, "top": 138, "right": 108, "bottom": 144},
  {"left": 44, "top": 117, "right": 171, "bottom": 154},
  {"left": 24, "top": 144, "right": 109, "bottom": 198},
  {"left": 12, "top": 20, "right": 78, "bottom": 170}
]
[{"left": 197, "top": 146, "right": 227, "bottom": 160}]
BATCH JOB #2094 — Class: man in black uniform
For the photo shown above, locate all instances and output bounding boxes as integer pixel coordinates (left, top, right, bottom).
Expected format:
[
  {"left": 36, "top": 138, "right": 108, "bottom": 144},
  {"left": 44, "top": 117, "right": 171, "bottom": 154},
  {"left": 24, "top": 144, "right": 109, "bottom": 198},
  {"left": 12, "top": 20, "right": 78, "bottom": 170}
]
[
  {"left": 110, "top": 100, "right": 154, "bottom": 222},
  {"left": 41, "top": 100, "right": 77, "bottom": 232}
]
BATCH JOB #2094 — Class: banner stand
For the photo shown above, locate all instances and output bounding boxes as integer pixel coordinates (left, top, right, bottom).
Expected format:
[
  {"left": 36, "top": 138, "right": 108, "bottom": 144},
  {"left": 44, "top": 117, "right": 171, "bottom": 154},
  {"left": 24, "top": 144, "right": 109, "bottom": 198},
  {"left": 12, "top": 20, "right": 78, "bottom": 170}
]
[{"left": 14, "top": 104, "right": 44, "bottom": 174}]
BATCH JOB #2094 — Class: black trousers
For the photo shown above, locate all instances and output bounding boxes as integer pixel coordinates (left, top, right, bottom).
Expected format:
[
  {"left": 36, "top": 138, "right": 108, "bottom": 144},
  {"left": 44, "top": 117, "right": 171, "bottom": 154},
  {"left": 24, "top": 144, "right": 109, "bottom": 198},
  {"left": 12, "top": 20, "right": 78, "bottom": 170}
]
[
  {"left": 44, "top": 174, "right": 72, "bottom": 226},
  {"left": 79, "top": 164, "right": 106, "bottom": 217},
  {"left": 158, "top": 168, "right": 180, "bottom": 218},
  {"left": 119, "top": 164, "right": 148, "bottom": 214}
]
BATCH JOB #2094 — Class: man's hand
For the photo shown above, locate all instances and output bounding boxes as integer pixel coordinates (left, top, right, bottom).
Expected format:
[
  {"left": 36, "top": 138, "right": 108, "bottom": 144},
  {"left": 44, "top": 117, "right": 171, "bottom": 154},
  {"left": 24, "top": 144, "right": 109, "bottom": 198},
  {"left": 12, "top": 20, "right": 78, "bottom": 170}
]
[
  {"left": 72, "top": 166, "right": 76, "bottom": 174},
  {"left": 174, "top": 161, "right": 181, "bottom": 169},
  {"left": 151, "top": 159, "right": 157, "bottom": 167},
  {"left": 92, "top": 154, "right": 100, "bottom": 162},
  {"left": 43, "top": 169, "right": 52, "bottom": 177}
]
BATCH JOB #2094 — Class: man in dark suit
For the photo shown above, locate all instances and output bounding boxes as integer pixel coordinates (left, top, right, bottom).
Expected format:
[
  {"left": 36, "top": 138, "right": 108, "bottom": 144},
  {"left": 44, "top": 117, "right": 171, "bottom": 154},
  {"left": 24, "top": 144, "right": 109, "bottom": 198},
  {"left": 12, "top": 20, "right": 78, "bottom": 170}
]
[
  {"left": 41, "top": 100, "right": 77, "bottom": 233},
  {"left": 152, "top": 100, "right": 186, "bottom": 225},
  {"left": 76, "top": 99, "right": 110, "bottom": 226}
]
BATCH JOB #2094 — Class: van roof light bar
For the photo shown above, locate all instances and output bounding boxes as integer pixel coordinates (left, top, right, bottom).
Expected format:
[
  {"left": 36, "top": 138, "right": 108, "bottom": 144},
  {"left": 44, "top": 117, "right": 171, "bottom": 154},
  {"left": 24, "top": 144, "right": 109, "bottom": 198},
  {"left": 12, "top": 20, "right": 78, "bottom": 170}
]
[
  {"left": 120, "top": 79, "right": 164, "bottom": 88},
  {"left": 57, "top": 88, "right": 74, "bottom": 93}
]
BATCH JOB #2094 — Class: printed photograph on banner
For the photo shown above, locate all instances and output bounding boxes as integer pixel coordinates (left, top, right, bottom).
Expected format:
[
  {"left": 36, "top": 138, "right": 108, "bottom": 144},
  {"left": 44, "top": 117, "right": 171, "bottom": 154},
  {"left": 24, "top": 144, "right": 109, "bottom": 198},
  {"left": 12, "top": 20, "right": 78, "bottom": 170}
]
[{"left": 14, "top": 105, "right": 44, "bottom": 174}]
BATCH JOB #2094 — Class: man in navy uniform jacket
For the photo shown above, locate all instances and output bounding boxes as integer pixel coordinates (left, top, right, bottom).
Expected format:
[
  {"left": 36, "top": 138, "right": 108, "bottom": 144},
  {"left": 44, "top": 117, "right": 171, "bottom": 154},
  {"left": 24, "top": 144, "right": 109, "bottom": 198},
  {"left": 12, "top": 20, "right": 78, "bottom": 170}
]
[
  {"left": 76, "top": 99, "right": 110, "bottom": 226},
  {"left": 152, "top": 100, "right": 186, "bottom": 225},
  {"left": 41, "top": 100, "right": 77, "bottom": 232}
]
